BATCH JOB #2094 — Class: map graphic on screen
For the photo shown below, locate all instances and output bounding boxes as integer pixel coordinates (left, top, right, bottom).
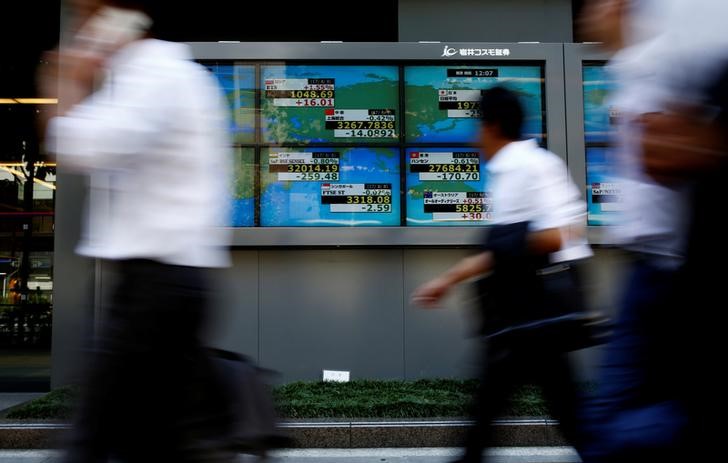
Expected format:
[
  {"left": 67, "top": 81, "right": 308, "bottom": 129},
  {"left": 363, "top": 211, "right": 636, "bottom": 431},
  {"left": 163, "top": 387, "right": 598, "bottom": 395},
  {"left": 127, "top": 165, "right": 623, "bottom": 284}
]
[
  {"left": 583, "top": 64, "right": 616, "bottom": 144},
  {"left": 261, "top": 65, "right": 399, "bottom": 144},
  {"left": 404, "top": 66, "right": 545, "bottom": 143},
  {"left": 230, "top": 148, "right": 255, "bottom": 227},
  {"left": 260, "top": 147, "right": 400, "bottom": 226},
  {"left": 405, "top": 147, "right": 491, "bottom": 226},
  {"left": 206, "top": 64, "right": 256, "bottom": 144},
  {"left": 583, "top": 64, "right": 620, "bottom": 225}
]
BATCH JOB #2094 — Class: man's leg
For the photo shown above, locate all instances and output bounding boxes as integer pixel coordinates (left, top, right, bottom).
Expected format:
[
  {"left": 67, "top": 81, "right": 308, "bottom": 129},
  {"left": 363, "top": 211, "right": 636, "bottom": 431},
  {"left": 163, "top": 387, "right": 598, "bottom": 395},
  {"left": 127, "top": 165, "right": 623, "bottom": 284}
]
[
  {"left": 62, "top": 262, "right": 142, "bottom": 463},
  {"left": 537, "top": 354, "right": 583, "bottom": 451},
  {"left": 457, "top": 345, "right": 519, "bottom": 463},
  {"left": 114, "top": 260, "right": 233, "bottom": 462},
  {"left": 582, "top": 258, "right": 685, "bottom": 462}
]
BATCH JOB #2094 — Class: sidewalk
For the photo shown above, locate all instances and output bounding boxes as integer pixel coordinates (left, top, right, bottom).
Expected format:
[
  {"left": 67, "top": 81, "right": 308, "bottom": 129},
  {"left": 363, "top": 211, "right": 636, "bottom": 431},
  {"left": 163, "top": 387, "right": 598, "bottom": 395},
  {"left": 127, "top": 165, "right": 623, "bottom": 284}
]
[
  {"left": 0, "top": 448, "right": 582, "bottom": 463},
  {"left": 0, "top": 419, "right": 567, "bottom": 449}
]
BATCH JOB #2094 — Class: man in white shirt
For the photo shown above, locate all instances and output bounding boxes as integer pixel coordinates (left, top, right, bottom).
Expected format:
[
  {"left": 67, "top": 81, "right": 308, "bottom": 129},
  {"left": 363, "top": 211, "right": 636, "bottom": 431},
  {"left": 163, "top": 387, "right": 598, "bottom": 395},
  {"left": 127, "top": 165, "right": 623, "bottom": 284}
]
[
  {"left": 412, "top": 87, "right": 591, "bottom": 463},
  {"left": 41, "top": 1, "right": 233, "bottom": 461}
]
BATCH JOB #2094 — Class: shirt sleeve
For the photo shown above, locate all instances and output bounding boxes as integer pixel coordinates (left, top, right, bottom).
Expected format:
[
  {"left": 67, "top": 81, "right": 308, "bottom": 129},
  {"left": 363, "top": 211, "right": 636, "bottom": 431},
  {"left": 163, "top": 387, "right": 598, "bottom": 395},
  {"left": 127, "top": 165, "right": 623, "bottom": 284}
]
[
  {"left": 528, "top": 153, "right": 587, "bottom": 231},
  {"left": 46, "top": 68, "right": 169, "bottom": 173}
]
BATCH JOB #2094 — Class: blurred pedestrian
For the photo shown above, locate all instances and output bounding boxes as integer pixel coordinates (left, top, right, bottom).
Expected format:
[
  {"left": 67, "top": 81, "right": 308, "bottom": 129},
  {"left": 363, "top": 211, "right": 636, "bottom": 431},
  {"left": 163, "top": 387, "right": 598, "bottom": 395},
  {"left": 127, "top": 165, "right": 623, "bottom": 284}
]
[
  {"left": 578, "top": 1, "right": 728, "bottom": 461},
  {"left": 39, "top": 0, "right": 234, "bottom": 461},
  {"left": 412, "top": 87, "right": 593, "bottom": 463},
  {"left": 640, "top": 61, "right": 728, "bottom": 462}
]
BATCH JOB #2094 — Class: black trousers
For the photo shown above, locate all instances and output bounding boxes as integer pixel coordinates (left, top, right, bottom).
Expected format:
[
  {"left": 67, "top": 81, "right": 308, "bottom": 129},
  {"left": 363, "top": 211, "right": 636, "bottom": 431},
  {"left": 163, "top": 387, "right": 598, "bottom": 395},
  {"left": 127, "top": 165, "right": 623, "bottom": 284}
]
[
  {"left": 461, "top": 264, "right": 587, "bottom": 463},
  {"left": 65, "top": 259, "right": 232, "bottom": 463},
  {"left": 459, "top": 346, "right": 582, "bottom": 463}
]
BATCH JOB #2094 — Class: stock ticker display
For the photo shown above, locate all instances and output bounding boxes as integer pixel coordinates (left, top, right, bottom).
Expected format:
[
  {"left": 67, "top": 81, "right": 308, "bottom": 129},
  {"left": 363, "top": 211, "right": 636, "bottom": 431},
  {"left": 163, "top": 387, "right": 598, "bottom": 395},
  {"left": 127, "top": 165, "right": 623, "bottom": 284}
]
[
  {"left": 260, "top": 147, "right": 400, "bottom": 226},
  {"left": 205, "top": 62, "right": 547, "bottom": 227},
  {"left": 404, "top": 65, "right": 545, "bottom": 143},
  {"left": 583, "top": 64, "right": 621, "bottom": 225}
]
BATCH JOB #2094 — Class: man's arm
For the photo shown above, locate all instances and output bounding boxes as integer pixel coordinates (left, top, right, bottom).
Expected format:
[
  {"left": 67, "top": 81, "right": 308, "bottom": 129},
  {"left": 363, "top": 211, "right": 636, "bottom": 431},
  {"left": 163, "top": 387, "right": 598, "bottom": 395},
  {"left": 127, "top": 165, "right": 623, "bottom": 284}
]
[
  {"left": 527, "top": 228, "right": 563, "bottom": 255},
  {"left": 410, "top": 225, "right": 564, "bottom": 309},
  {"left": 642, "top": 63, "right": 728, "bottom": 183},
  {"left": 37, "top": 49, "right": 104, "bottom": 142},
  {"left": 42, "top": 49, "right": 169, "bottom": 173},
  {"left": 411, "top": 251, "right": 494, "bottom": 308},
  {"left": 641, "top": 109, "right": 725, "bottom": 184}
]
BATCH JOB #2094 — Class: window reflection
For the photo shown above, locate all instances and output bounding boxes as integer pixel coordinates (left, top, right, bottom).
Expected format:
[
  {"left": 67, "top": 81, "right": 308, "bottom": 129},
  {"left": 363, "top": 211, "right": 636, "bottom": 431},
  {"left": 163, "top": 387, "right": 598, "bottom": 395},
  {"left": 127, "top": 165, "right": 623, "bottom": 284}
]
[{"left": 1, "top": 100, "right": 55, "bottom": 391}]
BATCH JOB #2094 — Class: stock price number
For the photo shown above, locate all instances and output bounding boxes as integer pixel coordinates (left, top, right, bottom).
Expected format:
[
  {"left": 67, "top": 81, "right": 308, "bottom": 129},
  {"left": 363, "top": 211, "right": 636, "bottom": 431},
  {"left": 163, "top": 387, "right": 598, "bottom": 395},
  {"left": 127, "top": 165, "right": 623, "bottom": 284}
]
[{"left": 346, "top": 195, "right": 392, "bottom": 205}]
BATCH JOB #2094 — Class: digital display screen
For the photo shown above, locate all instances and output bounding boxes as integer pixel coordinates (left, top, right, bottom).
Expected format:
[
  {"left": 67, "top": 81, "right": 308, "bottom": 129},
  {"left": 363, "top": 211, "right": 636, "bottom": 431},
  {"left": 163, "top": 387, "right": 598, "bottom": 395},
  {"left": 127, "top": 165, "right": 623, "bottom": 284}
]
[
  {"left": 230, "top": 148, "right": 256, "bottom": 227},
  {"left": 405, "top": 147, "right": 491, "bottom": 226},
  {"left": 261, "top": 65, "right": 399, "bottom": 144},
  {"left": 583, "top": 64, "right": 621, "bottom": 225},
  {"left": 404, "top": 65, "right": 545, "bottom": 143},
  {"left": 260, "top": 147, "right": 400, "bottom": 226},
  {"left": 206, "top": 64, "right": 256, "bottom": 144},
  {"left": 583, "top": 64, "right": 617, "bottom": 144},
  {"left": 202, "top": 59, "right": 554, "bottom": 229},
  {"left": 586, "top": 147, "right": 623, "bottom": 225}
]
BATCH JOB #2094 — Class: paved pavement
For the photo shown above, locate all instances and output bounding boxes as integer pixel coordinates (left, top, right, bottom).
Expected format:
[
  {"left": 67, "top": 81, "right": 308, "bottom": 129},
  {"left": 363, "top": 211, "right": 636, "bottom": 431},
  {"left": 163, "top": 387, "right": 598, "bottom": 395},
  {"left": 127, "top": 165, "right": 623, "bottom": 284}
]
[{"left": 0, "top": 448, "right": 581, "bottom": 463}]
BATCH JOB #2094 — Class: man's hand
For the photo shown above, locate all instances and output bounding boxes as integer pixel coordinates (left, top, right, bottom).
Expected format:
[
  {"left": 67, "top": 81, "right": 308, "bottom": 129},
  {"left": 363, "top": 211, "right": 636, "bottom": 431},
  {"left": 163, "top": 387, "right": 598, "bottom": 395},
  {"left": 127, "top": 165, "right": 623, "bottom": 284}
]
[
  {"left": 411, "top": 277, "right": 453, "bottom": 309},
  {"left": 37, "top": 48, "right": 105, "bottom": 115},
  {"left": 577, "top": 0, "right": 628, "bottom": 51},
  {"left": 641, "top": 110, "right": 725, "bottom": 184},
  {"left": 36, "top": 47, "right": 106, "bottom": 142},
  {"left": 410, "top": 252, "right": 494, "bottom": 309}
]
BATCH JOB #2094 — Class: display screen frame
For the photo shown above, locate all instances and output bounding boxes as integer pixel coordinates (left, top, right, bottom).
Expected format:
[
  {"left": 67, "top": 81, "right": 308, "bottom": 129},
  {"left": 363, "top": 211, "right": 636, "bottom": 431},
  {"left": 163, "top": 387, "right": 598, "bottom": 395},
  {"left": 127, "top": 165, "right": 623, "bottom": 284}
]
[{"left": 191, "top": 42, "right": 566, "bottom": 246}]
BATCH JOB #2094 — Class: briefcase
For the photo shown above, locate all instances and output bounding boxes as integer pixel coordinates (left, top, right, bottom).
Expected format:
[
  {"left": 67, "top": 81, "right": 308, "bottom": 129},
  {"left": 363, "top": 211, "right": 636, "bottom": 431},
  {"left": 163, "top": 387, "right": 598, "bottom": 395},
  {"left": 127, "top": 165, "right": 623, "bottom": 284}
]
[
  {"left": 206, "top": 348, "right": 292, "bottom": 452},
  {"left": 477, "top": 223, "right": 612, "bottom": 352}
]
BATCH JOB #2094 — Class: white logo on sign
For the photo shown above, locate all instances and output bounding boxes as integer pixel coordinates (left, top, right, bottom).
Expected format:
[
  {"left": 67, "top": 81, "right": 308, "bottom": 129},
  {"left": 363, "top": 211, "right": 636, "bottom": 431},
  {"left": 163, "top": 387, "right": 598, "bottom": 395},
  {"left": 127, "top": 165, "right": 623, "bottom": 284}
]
[
  {"left": 441, "top": 46, "right": 458, "bottom": 57},
  {"left": 440, "top": 45, "right": 511, "bottom": 58}
]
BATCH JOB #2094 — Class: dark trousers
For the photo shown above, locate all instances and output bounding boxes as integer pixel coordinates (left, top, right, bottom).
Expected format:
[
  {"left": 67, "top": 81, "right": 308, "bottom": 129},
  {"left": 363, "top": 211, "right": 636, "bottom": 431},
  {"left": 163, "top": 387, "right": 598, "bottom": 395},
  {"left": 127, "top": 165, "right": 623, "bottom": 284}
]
[
  {"left": 460, "top": 347, "right": 581, "bottom": 463},
  {"left": 461, "top": 264, "right": 588, "bottom": 463},
  {"left": 582, "top": 258, "right": 688, "bottom": 463},
  {"left": 64, "top": 259, "right": 232, "bottom": 463}
]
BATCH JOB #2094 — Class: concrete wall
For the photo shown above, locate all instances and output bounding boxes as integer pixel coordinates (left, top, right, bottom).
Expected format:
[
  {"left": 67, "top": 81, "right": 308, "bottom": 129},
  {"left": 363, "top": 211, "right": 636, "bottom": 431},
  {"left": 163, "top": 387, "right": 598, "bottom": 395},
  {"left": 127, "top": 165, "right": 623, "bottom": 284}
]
[
  {"left": 203, "top": 248, "right": 626, "bottom": 384},
  {"left": 399, "top": 0, "right": 573, "bottom": 43}
]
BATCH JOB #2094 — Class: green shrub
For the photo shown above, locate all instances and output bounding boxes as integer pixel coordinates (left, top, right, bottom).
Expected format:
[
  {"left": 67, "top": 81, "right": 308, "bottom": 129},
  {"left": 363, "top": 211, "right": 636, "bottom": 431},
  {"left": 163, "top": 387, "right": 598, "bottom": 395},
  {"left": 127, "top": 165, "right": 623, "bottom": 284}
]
[{"left": 6, "top": 380, "right": 551, "bottom": 420}]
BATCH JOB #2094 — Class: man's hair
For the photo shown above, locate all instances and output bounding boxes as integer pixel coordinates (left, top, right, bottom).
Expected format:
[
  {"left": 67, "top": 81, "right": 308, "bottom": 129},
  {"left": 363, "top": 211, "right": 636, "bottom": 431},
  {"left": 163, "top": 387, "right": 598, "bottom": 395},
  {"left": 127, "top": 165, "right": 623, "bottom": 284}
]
[
  {"left": 105, "top": 0, "right": 159, "bottom": 21},
  {"left": 479, "top": 86, "right": 524, "bottom": 140}
]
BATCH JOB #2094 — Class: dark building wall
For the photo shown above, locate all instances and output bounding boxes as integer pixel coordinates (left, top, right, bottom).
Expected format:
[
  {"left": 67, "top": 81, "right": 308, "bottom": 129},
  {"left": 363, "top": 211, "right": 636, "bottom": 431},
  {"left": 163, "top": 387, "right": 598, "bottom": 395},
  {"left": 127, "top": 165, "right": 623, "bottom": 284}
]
[{"left": 399, "top": 0, "right": 574, "bottom": 43}]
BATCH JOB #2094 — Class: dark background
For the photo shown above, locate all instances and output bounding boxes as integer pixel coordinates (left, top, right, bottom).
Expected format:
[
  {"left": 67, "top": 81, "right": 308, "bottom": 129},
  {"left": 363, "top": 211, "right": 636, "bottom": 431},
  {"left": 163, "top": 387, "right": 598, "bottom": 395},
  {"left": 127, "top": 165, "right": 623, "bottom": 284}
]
[
  {"left": 1, "top": 1, "right": 399, "bottom": 98},
  {"left": 1, "top": 1, "right": 592, "bottom": 97}
]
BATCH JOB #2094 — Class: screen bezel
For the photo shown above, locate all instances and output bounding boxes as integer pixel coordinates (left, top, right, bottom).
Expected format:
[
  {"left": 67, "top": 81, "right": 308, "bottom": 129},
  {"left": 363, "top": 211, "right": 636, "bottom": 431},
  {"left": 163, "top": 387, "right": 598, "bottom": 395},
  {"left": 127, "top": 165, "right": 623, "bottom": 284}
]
[{"left": 190, "top": 42, "right": 565, "bottom": 246}]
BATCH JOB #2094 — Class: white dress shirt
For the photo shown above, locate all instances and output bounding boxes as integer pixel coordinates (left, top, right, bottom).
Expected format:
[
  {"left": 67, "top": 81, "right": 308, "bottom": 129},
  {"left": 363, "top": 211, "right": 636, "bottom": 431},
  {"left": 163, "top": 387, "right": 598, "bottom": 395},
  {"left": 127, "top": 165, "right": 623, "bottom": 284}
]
[
  {"left": 47, "top": 39, "right": 231, "bottom": 268},
  {"left": 487, "top": 139, "right": 592, "bottom": 264}
]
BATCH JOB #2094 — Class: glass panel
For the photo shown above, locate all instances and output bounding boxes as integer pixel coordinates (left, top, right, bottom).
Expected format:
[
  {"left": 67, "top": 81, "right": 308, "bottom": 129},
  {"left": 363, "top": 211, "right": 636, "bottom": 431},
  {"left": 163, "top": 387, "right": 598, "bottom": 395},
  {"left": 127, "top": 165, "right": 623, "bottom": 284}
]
[
  {"left": 405, "top": 147, "right": 491, "bottom": 226},
  {"left": 1, "top": 102, "right": 54, "bottom": 391},
  {"left": 261, "top": 65, "right": 400, "bottom": 144},
  {"left": 582, "top": 63, "right": 621, "bottom": 226},
  {"left": 404, "top": 65, "right": 545, "bottom": 144},
  {"left": 231, "top": 147, "right": 255, "bottom": 227},
  {"left": 260, "top": 147, "right": 400, "bottom": 226},
  {"left": 206, "top": 64, "right": 256, "bottom": 144}
]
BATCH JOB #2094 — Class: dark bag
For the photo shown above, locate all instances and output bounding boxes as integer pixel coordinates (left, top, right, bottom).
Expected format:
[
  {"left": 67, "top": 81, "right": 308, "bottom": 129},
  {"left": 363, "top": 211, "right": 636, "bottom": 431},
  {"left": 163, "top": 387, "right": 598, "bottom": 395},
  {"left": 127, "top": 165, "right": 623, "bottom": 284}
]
[
  {"left": 478, "top": 268, "right": 611, "bottom": 352},
  {"left": 206, "top": 348, "right": 292, "bottom": 452},
  {"left": 476, "top": 223, "right": 610, "bottom": 352}
]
